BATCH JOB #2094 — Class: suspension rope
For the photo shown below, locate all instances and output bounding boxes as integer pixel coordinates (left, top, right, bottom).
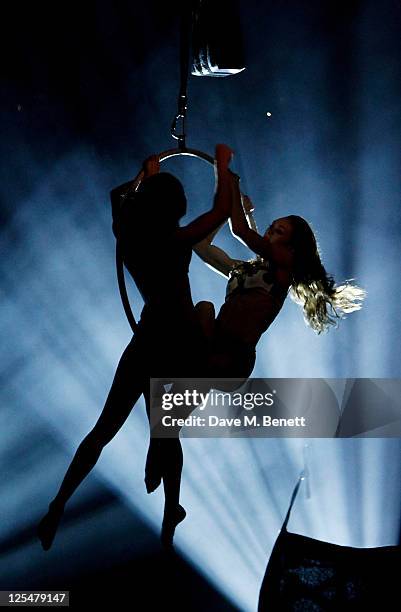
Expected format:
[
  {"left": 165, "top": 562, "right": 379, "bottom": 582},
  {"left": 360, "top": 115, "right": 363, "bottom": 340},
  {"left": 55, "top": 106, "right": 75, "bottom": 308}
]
[{"left": 171, "top": 3, "right": 192, "bottom": 149}]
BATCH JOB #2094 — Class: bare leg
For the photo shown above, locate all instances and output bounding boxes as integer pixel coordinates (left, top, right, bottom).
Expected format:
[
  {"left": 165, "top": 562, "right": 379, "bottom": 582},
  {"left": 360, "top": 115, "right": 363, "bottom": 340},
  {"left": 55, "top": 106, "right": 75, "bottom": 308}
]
[
  {"left": 144, "top": 397, "right": 186, "bottom": 548},
  {"left": 144, "top": 381, "right": 169, "bottom": 494},
  {"left": 144, "top": 311, "right": 214, "bottom": 546},
  {"left": 146, "top": 378, "right": 211, "bottom": 548},
  {"left": 37, "top": 337, "right": 147, "bottom": 550},
  {"left": 144, "top": 385, "right": 186, "bottom": 549},
  {"left": 160, "top": 438, "right": 186, "bottom": 549}
]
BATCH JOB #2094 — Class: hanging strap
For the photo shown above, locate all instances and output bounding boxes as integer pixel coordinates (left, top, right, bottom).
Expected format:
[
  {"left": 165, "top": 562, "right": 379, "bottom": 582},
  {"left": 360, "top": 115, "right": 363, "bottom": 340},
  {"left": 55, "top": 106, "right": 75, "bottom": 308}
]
[
  {"left": 171, "top": 2, "right": 192, "bottom": 149},
  {"left": 116, "top": 242, "right": 138, "bottom": 332},
  {"left": 282, "top": 470, "right": 306, "bottom": 531}
]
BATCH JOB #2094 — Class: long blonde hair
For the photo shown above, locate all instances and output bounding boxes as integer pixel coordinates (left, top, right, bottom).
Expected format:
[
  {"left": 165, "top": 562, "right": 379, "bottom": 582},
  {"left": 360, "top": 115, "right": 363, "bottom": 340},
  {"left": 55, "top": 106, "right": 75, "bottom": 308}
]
[{"left": 287, "top": 216, "right": 366, "bottom": 334}]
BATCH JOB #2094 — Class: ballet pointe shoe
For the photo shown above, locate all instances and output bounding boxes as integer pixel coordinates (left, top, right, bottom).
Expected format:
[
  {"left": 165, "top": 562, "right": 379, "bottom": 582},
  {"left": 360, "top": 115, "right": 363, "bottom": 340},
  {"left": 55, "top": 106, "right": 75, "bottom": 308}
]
[
  {"left": 37, "top": 501, "right": 64, "bottom": 551},
  {"left": 145, "top": 440, "right": 163, "bottom": 494},
  {"left": 160, "top": 504, "right": 186, "bottom": 550}
]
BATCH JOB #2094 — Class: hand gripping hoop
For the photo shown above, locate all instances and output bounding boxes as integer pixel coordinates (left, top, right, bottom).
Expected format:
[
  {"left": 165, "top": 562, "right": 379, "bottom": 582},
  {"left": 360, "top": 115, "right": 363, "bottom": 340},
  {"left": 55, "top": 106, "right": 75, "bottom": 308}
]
[{"left": 116, "top": 146, "right": 258, "bottom": 333}]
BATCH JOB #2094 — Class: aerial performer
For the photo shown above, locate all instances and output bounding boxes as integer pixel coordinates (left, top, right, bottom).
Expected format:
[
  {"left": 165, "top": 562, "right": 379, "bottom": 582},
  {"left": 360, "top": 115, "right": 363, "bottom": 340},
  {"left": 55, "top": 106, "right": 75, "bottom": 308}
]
[
  {"left": 37, "top": 143, "right": 235, "bottom": 551},
  {"left": 144, "top": 160, "right": 366, "bottom": 512},
  {"left": 193, "top": 169, "right": 366, "bottom": 379}
]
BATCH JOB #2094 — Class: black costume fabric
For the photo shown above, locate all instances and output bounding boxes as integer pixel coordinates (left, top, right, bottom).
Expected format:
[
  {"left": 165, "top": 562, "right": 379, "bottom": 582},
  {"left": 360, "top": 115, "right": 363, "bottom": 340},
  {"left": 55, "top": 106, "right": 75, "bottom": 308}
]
[{"left": 258, "top": 527, "right": 400, "bottom": 611}]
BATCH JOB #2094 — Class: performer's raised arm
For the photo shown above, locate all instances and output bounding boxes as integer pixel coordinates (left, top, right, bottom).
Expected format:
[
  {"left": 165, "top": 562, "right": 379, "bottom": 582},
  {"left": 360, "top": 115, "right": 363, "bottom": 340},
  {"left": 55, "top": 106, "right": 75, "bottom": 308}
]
[
  {"left": 229, "top": 174, "right": 273, "bottom": 261},
  {"left": 193, "top": 214, "right": 243, "bottom": 278},
  {"left": 175, "top": 144, "right": 234, "bottom": 246}
]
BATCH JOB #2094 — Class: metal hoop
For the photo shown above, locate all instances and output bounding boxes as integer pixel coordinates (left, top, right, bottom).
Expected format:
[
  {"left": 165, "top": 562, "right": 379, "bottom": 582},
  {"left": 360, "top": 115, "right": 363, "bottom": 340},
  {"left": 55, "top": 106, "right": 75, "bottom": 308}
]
[
  {"left": 130, "top": 147, "right": 215, "bottom": 192},
  {"left": 116, "top": 147, "right": 258, "bottom": 333}
]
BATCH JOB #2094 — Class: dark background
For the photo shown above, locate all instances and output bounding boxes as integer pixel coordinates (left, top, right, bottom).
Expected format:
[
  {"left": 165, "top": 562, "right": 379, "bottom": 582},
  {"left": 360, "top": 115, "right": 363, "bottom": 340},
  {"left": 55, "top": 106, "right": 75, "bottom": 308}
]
[{"left": 1, "top": 2, "right": 400, "bottom": 610}]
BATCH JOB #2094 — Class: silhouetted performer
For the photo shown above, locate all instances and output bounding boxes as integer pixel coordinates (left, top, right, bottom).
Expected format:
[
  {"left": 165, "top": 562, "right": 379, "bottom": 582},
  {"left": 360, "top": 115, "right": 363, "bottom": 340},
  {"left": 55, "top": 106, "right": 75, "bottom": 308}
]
[{"left": 37, "top": 144, "right": 234, "bottom": 550}]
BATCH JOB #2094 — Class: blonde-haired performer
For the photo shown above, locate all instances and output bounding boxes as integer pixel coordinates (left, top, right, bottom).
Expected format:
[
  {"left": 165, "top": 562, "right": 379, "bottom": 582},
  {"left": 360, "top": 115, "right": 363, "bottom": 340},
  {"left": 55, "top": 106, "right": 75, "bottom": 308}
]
[{"left": 194, "top": 170, "right": 365, "bottom": 378}]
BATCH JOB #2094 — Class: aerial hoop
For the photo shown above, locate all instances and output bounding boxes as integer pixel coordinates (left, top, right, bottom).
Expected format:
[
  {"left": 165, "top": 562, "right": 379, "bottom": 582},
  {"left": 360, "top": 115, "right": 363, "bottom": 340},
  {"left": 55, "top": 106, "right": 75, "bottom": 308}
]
[
  {"left": 116, "top": 146, "right": 258, "bottom": 333},
  {"left": 129, "top": 147, "right": 215, "bottom": 194}
]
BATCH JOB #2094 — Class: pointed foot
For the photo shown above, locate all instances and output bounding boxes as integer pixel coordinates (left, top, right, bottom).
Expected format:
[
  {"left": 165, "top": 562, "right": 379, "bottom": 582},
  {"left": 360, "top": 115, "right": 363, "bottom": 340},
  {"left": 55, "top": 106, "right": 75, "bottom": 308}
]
[
  {"left": 145, "top": 440, "right": 164, "bottom": 494},
  {"left": 37, "top": 502, "right": 64, "bottom": 551},
  {"left": 160, "top": 504, "right": 186, "bottom": 550}
]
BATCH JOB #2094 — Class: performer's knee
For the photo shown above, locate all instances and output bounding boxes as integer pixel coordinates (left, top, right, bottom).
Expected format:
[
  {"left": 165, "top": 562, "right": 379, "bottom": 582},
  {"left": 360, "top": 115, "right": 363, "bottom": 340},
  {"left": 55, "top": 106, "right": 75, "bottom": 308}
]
[
  {"left": 195, "top": 300, "right": 215, "bottom": 317},
  {"left": 85, "top": 425, "right": 114, "bottom": 450},
  {"left": 195, "top": 301, "right": 215, "bottom": 341}
]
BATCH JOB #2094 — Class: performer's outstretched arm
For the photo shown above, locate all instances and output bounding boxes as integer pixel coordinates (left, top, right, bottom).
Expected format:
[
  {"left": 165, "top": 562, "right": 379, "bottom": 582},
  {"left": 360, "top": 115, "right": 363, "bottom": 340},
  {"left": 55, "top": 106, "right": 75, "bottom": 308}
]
[{"left": 193, "top": 221, "right": 242, "bottom": 278}]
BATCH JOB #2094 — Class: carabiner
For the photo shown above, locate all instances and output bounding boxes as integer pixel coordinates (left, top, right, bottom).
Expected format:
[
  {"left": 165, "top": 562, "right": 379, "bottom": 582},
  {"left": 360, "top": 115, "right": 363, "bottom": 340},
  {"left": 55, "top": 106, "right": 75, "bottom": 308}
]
[{"left": 171, "top": 113, "right": 186, "bottom": 149}]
